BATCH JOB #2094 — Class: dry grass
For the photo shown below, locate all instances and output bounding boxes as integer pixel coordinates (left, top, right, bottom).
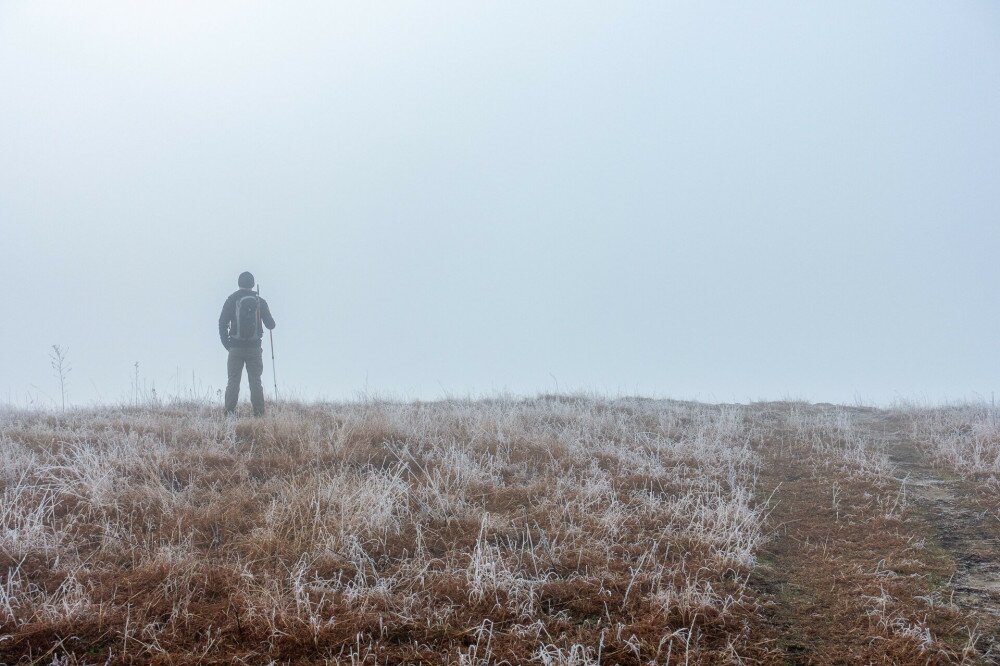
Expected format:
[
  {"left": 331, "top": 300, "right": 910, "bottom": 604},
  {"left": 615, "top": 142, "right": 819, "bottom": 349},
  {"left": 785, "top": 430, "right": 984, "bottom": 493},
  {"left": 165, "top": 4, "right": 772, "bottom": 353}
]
[
  {"left": 1, "top": 396, "right": 772, "bottom": 664},
  {"left": 0, "top": 396, "right": 991, "bottom": 664}
]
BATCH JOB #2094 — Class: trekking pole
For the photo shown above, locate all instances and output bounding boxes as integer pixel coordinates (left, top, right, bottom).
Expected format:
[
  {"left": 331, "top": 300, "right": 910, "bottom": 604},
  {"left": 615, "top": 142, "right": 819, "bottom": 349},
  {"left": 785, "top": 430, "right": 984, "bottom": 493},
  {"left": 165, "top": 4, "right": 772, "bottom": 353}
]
[
  {"left": 269, "top": 328, "right": 278, "bottom": 402},
  {"left": 256, "top": 284, "right": 279, "bottom": 402}
]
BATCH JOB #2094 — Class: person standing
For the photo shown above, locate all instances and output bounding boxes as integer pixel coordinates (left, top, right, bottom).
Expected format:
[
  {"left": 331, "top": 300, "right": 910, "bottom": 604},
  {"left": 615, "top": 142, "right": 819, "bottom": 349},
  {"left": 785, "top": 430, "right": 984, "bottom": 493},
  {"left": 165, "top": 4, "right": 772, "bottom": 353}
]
[{"left": 218, "top": 271, "right": 276, "bottom": 416}]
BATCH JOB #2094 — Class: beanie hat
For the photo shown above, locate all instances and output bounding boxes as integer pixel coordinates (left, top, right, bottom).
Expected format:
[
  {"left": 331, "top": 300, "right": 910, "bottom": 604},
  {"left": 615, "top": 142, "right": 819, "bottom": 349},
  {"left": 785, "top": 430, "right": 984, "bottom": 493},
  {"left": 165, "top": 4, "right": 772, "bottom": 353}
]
[{"left": 238, "top": 271, "right": 255, "bottom": 288}]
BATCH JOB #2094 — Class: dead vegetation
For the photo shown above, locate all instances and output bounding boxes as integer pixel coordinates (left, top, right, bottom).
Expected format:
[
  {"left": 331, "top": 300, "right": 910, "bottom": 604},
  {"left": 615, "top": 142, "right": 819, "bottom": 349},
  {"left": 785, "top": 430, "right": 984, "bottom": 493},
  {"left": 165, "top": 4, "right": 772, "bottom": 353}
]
[
  {"left": 0, "top": 397, "right": 995, "bottom": 664},
  {"left": 0, "top": 397, "right": 772, "bottom": 664}
]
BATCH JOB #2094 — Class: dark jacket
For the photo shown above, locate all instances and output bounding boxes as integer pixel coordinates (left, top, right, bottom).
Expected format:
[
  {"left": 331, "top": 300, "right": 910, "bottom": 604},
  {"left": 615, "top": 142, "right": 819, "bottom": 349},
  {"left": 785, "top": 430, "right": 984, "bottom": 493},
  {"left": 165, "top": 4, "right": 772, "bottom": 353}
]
[{"left": 219, "top": 289, "right": 276, "bottom": 349}]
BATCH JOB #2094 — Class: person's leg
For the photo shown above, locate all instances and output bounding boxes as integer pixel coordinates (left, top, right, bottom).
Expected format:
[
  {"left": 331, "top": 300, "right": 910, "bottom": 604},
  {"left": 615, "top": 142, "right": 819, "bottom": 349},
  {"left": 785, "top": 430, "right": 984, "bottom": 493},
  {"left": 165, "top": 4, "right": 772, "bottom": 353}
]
[
  {"left": 246, "top": 346, "right": 266, "bottom": 417},
  {"left": 224, "top": 348, "right": 245, "bottom": 414}
]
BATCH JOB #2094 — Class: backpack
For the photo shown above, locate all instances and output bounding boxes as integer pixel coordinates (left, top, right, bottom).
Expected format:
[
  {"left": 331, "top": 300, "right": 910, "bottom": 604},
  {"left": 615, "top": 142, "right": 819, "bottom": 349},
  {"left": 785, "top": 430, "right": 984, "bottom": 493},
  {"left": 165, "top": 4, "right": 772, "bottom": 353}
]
[{"left": 233, "top": 294, "right": 261, "bottom": 341}]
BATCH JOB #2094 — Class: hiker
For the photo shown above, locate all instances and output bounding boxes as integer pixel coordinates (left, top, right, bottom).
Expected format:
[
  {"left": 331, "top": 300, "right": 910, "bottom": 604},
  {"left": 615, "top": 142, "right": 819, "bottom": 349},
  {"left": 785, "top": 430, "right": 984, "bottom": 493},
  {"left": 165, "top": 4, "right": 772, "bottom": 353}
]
[{"left": 219, "top": 272, "right": 276, "bottom": 416}]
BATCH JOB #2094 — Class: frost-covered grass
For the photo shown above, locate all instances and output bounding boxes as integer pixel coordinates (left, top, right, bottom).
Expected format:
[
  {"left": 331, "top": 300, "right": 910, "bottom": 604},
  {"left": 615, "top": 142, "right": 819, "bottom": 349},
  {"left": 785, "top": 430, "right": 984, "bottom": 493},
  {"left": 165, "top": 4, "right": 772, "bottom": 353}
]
[
  {"left": 0, "top": 396, "right": 772, "bottom": 663},
  {"left": 780, "top": 404, "right": 894, "bottom": 481},
  {"left": 2, "top": 396, "right": 983, "bottom": 663},
  {"left": 895, "top": 401, "right": 1000, "bottom": 483}
]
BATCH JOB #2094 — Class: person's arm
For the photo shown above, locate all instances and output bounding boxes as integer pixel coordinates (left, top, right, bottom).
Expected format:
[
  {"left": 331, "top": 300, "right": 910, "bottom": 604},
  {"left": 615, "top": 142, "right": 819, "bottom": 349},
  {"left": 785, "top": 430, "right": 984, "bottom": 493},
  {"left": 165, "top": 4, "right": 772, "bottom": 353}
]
[
  {"left": 219, "top": 295, "right": 234, "bottom": 349},
  {"left": 261, "top": 299, "right": 276, "bottom": 330}
]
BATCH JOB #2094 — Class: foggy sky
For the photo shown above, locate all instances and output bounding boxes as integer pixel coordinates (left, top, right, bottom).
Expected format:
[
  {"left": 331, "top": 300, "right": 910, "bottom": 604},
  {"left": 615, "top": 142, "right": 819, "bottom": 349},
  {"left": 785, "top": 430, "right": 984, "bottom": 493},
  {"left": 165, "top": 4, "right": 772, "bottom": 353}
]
[{"left": 2, "top": 1, "right": 999, "bottom": 407}]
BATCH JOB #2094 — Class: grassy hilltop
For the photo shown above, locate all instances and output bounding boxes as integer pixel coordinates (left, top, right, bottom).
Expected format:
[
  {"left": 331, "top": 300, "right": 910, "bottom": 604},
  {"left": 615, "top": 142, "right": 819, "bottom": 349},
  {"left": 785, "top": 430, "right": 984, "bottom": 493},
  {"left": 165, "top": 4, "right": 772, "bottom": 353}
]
[{"left": 1, "top": 396, "right": 999, "bottom": 664}]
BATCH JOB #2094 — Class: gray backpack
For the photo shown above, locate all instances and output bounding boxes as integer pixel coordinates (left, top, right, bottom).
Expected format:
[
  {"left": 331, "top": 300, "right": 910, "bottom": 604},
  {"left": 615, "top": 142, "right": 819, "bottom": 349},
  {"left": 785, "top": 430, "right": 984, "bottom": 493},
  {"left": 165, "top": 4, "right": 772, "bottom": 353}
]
[{"left": 233, "top": 294, "right": 261, "bottom": 341}]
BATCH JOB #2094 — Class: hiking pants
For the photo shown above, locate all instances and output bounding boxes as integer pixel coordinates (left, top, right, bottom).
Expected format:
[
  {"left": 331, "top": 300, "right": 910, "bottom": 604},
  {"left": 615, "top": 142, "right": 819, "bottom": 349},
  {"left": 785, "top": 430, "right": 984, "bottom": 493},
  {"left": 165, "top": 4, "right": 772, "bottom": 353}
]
[{"left": 225, "top": 345, "right": 265, "bottom": 416}]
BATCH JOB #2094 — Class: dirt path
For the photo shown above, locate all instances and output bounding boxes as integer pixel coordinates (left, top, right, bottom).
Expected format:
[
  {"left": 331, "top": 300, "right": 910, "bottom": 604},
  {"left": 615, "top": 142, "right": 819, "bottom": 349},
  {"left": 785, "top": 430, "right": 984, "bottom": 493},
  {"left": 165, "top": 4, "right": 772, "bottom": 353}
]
[
  {"left": 752, "top": 408, "right": 987, "bottom": 663},
  {"left": 879, "top": 413, "right": 1000, "bottom": 657}
]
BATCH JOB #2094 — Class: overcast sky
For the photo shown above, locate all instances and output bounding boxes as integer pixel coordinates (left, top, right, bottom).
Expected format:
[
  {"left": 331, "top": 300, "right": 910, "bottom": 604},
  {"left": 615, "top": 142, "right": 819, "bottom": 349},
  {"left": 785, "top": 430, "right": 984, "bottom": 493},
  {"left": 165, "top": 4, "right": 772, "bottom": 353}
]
[{"left": 2, "top": 1, "right": 999, "bottom": 407}]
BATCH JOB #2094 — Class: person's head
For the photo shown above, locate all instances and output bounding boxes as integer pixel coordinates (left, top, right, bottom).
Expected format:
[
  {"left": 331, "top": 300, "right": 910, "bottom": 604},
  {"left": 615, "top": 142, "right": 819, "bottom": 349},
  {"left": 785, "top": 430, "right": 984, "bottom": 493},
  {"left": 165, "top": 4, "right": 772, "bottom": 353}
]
[{"left": 238, "top": 271, "right": 255, "bottom": 289}]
